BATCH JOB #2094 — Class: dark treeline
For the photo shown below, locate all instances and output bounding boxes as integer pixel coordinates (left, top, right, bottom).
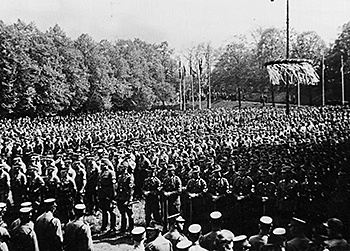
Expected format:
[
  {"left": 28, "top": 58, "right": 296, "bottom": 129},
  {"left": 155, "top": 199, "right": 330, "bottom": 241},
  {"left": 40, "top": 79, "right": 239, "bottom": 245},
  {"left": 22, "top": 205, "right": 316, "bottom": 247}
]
[{"left": 0, "top": 20, "right": 179, "bottom": 117}]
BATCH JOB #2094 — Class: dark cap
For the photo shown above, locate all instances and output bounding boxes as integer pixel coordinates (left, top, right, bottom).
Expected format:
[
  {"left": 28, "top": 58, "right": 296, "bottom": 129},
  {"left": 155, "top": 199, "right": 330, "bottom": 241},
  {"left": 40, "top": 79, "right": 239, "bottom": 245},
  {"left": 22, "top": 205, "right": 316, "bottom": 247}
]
[
  {"left": 44, "top": 198, "right": 56, "bottom": 206},
  {"left": 146, "top": 220, "right": 163, "bottom": 231},
  {"left": 289, "top": 217, "right": 306, "bottom": 227},
  {"left": 323, "top": 218, "right": 343, "bottom": 230}
]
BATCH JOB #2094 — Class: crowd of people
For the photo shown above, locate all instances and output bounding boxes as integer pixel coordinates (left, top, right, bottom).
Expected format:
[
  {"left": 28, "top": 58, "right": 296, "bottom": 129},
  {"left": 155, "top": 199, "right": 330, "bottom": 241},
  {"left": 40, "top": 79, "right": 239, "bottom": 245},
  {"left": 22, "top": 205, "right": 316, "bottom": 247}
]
[
  {"left": 130, "top": 211, "right": 348, "bottom": 251},
  {"left": 0, "top": 105, "right": 349, "bottom": 251}
]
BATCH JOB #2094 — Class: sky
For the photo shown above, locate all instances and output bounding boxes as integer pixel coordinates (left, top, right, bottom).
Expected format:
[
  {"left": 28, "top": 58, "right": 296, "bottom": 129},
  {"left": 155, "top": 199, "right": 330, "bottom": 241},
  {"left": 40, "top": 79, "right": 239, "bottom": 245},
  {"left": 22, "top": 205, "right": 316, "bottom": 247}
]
[{"left": 0, "top": 0, "right": 349, "bottom": 54}]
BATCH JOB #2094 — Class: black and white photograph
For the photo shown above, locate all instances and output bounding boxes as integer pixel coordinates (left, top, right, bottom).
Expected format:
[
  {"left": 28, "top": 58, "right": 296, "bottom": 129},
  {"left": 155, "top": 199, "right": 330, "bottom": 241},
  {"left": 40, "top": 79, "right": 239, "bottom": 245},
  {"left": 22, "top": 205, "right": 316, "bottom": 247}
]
[{"left": 0, "top": 0, "right": 349, "bottom": 250}]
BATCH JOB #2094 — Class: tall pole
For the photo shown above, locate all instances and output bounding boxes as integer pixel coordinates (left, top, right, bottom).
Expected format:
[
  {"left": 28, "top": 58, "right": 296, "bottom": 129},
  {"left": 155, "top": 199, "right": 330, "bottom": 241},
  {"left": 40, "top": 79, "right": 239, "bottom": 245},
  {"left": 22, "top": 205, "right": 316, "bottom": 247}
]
[
  {"left": 341, "top": 54, "right": 345, "bottom": 106},
  {"left": 178, "top": 61, "right": 183, "bottom": 110},
  {"left": 207, "top": 66, "right": 212, "bottom": 109},
  {"left": 322, "top": 55, "right": 325, "bottom": 106},
  {"left": 190, "top": 60, "right": 195, "bottom": 110},
  {"left": 285, "top": 0, "right": 290, "bottom": 115},
  {"left": 183, "top": 66, "right": 186, "bottom": 111},
  {"left": 198, "top": 61, "right": 202, "bottom": 110}
]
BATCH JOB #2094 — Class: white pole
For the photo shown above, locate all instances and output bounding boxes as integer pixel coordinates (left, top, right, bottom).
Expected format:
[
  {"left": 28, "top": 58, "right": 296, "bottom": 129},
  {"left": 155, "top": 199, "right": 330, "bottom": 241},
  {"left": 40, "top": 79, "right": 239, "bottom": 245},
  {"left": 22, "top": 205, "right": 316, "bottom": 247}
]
[{"left": 341, "top": 54, "right": 345, "bottom": 106}]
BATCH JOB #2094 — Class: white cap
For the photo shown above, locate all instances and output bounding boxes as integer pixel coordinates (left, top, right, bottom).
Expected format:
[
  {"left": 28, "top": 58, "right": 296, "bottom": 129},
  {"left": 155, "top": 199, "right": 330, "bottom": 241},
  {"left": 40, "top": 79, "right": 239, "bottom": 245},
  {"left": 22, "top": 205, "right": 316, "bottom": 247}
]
[
  {"left": 188, "top": 224, "right": 202, "bottom": 234},
  {"left": 260, "top": 216, "right": 273, "bottom": 225},
  {"left": 210, "top": 211, "right": 222, "bottom": 220},
  {"left": 131, "top": 226, "right": 146, "bottom": 236},
  {"left": 74, "top": 204, "right": 86, "bottom": 210},
  {"left": 233, "top": 235, "right": 247, "bottom": 243},
  {"left": 176, "top": 239, "right": 192, "bottom": 250},
  {"left": 19, "top": 207, "right": 32, "bottom": 214},
  {"left": 273, "top": 228, "right": 286, "bottom": 236}
]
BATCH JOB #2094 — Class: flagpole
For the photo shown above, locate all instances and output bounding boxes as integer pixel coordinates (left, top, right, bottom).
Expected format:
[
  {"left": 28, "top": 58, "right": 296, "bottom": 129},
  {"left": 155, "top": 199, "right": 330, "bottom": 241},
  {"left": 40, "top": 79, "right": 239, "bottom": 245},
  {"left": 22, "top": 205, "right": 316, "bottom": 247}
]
[
  {"left": 341, "top": 54, "right": 345, "bottom": 106},
  {"left": 190, "top": 61, "right": 195, "bottom": 110},
  {"left": 183, "top": 66, "right": 186, "bottom": 111},
  {"left": 322, "top": 55, "right": 325, "bottom": 106},
  {"left": 179, "top": 61, "right": 183, "bottom": 110},
  {"left": 198, "top": 61, "right": 202, "bottom": 110}
]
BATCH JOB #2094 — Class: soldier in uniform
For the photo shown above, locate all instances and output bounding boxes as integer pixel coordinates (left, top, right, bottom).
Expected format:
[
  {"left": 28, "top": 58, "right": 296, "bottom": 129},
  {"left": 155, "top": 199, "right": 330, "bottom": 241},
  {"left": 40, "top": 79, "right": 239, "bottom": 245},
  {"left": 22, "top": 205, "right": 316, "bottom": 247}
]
[
  {"left": 255, "top": 170, "right": 277, "bottom": 217},
  {"left": 84, "top": 154, "right": 99, "bottom": 215},
  {"left": 162, "top": 164, "right": 182, "bottom": 228},
  {"left": 116, "top": 161, "right": 135, "bottom": 234},
  {"left": 0, "top": 164, "right": 10, "bottom": 204},
  {"left": 213, "top": 229, "right": 235, "bottom": 251},
  {"left": 249, "top": 216, "right": 273, "bottom": 251},
  {"left": 9, "top": 207, "right": 39, "bottom": 251},
  {"left": 163, "top": 214, "right": 187, "bottom": 249},
  {"left": 286, "top": 217, "right": 310, "bottom": 251},
  {"left": 43, "top": 165, "right": 60, "bottom": 200},
  {"left": 97, "top": 157, "right": 117, "bottom": 232},
  {"left": 63, "top": 204, "right": 93, "bottom": 251},
  {"left": 131, "top": 226, "right": 146, "bottom": 251},
  {"left": 34, "top": 198, "right": 63, "bottom": 251},
  {"left": 207, "top": 166, "right": 229, "bottom": 218},
  {"left": 57, "top": 167, "right": 76, "bottom": 224},
  {"left": 26, "top": 166, "right": 45, "bottom": 213},
  {"left": 276, "top": 166, "right": 299, "bottom": 227},
  {"left": 187, "top": 224, "right": 207, "bottom": 251},
  {"left": 261, "top": 228, "right": 287, "bottom": 251},
  {"left": 145, "top": 220, "right": 172, "bottom": 251},
  {"left": 142, "top": 165, "right": 162, "bottom": 226},
  {"left": 232, "top": 166, "right": 255, "bottom": 234},
  {"left": 72, "top": 156, "right": 87, "bottom": 204},
  {"left": 199, "top": 211, "right": 223, "bottom": 251},
  {"left": 323, "top": 218, "right": 348, "bottom": 251},
  {"left": 11, "top": 163, "right": 27, "bottom": 208},
  {"left": 186, "top": 165, "right": 207, "bottom": 224}
]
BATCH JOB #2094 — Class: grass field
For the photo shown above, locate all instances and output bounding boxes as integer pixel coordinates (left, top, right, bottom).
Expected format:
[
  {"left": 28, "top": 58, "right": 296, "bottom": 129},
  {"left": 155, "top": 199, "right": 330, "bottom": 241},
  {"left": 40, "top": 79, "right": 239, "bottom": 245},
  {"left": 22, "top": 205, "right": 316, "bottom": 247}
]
[{"left": 90, "top": 200, "right": 145, "bottom": 251}]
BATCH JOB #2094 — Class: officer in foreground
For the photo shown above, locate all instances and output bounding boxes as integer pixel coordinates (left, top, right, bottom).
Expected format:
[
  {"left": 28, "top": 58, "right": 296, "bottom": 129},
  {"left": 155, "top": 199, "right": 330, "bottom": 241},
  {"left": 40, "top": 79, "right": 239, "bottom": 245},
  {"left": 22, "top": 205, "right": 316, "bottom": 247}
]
[
  {"left": 63, "top": 204, "right": 93, "bottom": 251},
  {"left": 35, "top": 198, "right": 63, "bottom": 251}
]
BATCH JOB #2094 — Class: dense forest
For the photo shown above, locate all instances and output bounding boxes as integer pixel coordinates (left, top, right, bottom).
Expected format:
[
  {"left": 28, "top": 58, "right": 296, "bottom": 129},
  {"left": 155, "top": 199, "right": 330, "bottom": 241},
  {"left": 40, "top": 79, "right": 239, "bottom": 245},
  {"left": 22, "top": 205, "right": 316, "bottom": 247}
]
[{"left": 0, "top": 20, "right": 349, "bottom": 116}]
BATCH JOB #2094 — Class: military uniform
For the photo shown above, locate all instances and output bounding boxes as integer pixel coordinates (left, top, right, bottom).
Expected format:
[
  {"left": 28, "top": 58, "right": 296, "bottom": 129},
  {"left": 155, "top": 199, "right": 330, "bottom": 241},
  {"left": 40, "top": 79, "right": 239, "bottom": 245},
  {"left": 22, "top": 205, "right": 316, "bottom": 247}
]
[
  {"left": 72, "top": 161, "right": 87, "bottom": 204},
  {"left": 63, "top": 204, "right": 93, "bottom": 251},
  {"left": 85, "top": 158, "right": 99, "bottom": 215},
  {"left": 255, "top": 171, "right": 276, "bottom": 216},
  {"left": 116, "top": 167, "right": 135, "bottom": 233},
  {"left": 97, "top": 163, "right": 117, "bottom": 232},
  {"left": 276, "top": 167, "right": 299, "bottom": 226},
  {"left": 34, "top": 199, "right": 63, "bottom": 251},
  {"left": 43, "top": 167, "right": 60, "bottom": 200},
  {"left": 186, "top": 166, "right": 207, "bottom": 224},
  {"left": 11, "top": 166, "right": 27, "bottom": 207},
  {"left": 0, "top": 169, "right": 10, "bottom": 203},
  {"left": 26, "top": 167, "right": 45, "bottom": 207},
  {"left": 162, "top": 165, "right": 182, "bottom": 222},
  {"left": 207, "top": 166, "right": 229, "bottom": 215},
  {"left": 142, "top": 166, "right": 162, "bottom": 226},
  {"left": 57, "top": 169, "right": 76, "bottom": 223},
  {"left": 9, "top": 207, "right": 39, "bottom": 251}
]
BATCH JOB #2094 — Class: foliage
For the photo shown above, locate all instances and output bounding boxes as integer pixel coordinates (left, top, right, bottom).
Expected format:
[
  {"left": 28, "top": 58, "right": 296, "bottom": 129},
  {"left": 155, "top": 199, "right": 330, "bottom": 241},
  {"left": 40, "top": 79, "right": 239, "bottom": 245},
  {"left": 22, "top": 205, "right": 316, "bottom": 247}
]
[{"left": 0, "top": 20, "right": 178, "bottom": 116}]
